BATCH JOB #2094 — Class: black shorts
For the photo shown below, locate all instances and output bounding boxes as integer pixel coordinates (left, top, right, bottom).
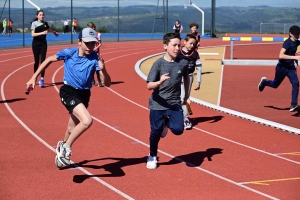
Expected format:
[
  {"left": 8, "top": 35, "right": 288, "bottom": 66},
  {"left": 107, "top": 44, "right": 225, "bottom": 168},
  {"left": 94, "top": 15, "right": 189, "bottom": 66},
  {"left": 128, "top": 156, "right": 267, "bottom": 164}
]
[{"left": 59, "top": 84, "right": 91, "bottom": 114}]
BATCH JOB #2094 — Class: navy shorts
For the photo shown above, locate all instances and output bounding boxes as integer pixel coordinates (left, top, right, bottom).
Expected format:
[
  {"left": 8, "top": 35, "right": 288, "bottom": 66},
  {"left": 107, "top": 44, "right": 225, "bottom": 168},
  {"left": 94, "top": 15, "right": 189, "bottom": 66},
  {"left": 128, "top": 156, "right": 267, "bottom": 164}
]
[{"left": 59, "top": 84, "right": 91, "bottom": 114}]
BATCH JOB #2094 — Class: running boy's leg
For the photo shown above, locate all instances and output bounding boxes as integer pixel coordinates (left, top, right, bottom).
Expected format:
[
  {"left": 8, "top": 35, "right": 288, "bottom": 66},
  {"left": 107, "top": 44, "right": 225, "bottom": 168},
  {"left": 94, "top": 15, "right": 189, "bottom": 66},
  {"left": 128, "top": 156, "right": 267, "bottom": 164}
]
[
  {"left": 264, "top": 65, "right": 288, "bottom": 89},
  {"left": 287, "top": 68, "right": 299, "bottom": 107},
  {"left": 56, "top": 103, "right": 92, "bottom": 166},
  {"left": 181, "top": 75, "right": 193, "bottom": 129},
  {"left": 57, "top": 85, "right": 93, "bottom": 166},
  {"left": 63, "top": 114, "right": 80, "bottom": 143},
  {"left": 148, "top": 109, "right": 168, "bottom": 169},
  {"left": 181, "top": 79, "right": 188, "bottom": 118},
  {"left": 166, "top": 108, "right": 185, "bottom": 135},
  {"left": 64, "top": 103, "right": 93, "bottom": 147},
  {"left": 149, "top": 110, "right": 165, "bottom": 157}
]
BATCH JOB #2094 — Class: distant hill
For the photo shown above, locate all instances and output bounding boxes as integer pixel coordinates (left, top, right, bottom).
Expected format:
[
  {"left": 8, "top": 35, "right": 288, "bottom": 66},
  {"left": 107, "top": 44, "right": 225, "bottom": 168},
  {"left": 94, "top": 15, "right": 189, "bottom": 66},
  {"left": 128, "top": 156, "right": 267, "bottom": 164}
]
[{"left": 2, "top": 5, "right": 300, "bottom": 34}]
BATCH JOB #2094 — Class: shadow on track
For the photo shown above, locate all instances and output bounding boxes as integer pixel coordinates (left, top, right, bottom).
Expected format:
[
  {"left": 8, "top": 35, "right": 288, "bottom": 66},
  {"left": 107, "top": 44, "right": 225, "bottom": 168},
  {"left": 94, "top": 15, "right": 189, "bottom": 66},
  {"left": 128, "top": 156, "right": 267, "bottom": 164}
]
[
  {"left": 0, "top": 98, "right": 26, "bottom": 103},
  {"left": 159, "top": 148, "right": 223, "bottom": 168},
  {"left": 60, "top": 156, "right": 147, "bottom": 183}
]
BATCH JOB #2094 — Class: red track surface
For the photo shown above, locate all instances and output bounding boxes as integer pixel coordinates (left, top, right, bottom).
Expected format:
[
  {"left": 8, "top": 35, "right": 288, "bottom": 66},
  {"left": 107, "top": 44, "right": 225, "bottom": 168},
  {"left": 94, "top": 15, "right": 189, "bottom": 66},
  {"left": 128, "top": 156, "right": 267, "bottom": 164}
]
[{"left": 0, "top": 39, "right": 299, "bottom": 199}]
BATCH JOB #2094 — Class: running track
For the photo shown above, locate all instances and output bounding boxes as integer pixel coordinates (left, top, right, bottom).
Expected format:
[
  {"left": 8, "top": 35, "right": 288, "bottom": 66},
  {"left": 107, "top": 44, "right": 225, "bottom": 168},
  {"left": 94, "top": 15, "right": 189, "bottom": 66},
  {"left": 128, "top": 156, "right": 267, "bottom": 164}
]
[{"left": 0, "top": 39, "right": 299, "bottom": 199}]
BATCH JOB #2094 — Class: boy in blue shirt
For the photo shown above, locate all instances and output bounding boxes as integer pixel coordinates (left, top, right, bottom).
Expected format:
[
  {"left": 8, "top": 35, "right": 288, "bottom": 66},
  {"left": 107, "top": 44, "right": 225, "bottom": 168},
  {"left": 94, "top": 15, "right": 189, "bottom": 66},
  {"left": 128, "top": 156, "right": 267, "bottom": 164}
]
[
  {"left": 26, "top": 28, "right": 100, "bottom": 167},
  {"left": 258, "top": 25, "right": 300, "bottom": 112},
  {"left": 146, "top": 33, "right": 190, "bottom": 169}
]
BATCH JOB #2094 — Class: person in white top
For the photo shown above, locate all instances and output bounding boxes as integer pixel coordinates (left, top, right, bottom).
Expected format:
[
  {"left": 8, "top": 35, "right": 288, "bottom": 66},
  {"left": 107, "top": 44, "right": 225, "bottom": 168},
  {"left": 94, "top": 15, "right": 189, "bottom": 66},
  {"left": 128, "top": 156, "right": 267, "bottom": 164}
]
[
  {"left": 173, "top": 20, "right": 183, "bottom": 36},
  {"left": 63, "top": 19, "right": 69, "bottom": 34}
]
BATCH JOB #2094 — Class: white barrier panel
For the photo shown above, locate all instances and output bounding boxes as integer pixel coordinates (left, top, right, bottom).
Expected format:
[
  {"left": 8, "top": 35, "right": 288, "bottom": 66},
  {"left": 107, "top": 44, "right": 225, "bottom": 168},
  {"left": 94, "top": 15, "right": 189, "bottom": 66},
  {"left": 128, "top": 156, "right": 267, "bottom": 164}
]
[
  {"left": 222, "top": 59, "right": 278, "bottom": 66},
  {"left": 199, "top": 52, "right": 219, "bottom": 56},
  {"left": 135, "top": 53, "right": 300, "bottom": 135}
]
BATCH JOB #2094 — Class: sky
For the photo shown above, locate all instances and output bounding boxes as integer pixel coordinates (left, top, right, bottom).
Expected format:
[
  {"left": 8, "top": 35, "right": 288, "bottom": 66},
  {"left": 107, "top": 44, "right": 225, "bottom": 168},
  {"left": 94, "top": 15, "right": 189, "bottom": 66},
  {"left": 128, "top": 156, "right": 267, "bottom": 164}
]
[{"left": 7, "top": 0, "right": 300, "bottom": 8}]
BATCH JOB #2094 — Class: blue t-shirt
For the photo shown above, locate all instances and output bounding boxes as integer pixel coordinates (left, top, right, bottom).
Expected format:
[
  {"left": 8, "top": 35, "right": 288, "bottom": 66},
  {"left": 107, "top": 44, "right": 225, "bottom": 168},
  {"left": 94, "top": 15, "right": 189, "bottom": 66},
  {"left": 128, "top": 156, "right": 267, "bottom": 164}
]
[
  {"left": 278, "top": 38, "right": 300, "bottom": 68},
  {"left": 56, "top": 47, "right": 100, "bottom": 89}
]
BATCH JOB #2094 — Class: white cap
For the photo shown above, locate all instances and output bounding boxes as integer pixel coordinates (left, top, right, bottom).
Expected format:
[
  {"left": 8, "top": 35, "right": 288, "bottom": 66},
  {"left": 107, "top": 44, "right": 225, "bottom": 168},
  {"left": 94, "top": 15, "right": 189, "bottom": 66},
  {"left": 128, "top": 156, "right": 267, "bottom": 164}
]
[{"left": 78, "top": 28, "right": 97, "bottom": 42}]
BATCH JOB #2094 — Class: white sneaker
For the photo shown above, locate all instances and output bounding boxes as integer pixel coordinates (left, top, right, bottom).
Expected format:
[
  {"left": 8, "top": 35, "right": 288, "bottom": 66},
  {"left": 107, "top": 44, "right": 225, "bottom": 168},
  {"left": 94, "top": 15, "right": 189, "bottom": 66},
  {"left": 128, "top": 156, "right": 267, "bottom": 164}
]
[
  {"left": 184, "top": 118, "right": 192, "bottom": 130},
  {"left": 146, "top": 155, "right": 157, "bottom": 169},
  {"left": 56, "top": 141, "right": 72, "bottom": 166}
]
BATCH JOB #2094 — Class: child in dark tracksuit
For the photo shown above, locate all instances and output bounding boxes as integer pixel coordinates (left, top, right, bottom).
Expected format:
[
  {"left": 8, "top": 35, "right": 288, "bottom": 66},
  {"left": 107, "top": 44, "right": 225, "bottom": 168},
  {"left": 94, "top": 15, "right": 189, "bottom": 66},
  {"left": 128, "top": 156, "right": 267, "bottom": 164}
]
[{"left": 258, "top": 25, "right": 300, "bottom": 112}]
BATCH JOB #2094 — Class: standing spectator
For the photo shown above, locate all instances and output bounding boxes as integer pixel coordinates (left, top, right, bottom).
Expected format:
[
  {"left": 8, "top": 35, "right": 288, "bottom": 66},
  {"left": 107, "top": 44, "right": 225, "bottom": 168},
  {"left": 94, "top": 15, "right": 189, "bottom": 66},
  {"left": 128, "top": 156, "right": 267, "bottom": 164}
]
[
  {"left": 31, "top": 10, "right": 58, "bottom": 87},
  {"left": 173, "top": 20, "right": 183, "bottom": 36},
  {"left": 72, "top": 18, "right": 77, "bottom": 34},
  {"left": 8, "top": 19, "right": 13, "bottom": 37},
  {"left": 2, "top": 17, "right": 6, "bottom": 35},
  {"left": 63, "top": 19, "right": 69, "bottom": 34}
]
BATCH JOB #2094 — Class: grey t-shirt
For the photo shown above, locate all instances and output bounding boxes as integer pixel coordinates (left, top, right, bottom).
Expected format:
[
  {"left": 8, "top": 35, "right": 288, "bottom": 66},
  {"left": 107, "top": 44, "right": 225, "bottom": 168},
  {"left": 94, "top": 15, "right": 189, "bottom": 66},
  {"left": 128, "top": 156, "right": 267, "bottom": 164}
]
[
  {"left": 31, "top": 21, "right": 44, "bottom": 31},
  {"left": 147, "top": 56, "right": 189, "bottom": 110}
]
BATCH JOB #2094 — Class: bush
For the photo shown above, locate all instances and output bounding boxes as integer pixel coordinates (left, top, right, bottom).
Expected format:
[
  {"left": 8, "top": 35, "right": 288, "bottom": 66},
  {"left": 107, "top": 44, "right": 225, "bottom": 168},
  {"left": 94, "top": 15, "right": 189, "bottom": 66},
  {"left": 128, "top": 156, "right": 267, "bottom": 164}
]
[{"left": 98, "top": 26, "right": 109, "bottom": 33}]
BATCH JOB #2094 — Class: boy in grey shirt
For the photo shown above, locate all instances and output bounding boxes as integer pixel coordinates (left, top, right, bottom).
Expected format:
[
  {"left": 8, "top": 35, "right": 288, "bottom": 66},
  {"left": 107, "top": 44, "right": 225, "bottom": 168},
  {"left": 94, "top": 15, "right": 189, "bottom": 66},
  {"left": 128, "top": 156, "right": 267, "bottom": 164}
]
[{"left": 146, "top": 33, "right": 190, "bottom": 169}]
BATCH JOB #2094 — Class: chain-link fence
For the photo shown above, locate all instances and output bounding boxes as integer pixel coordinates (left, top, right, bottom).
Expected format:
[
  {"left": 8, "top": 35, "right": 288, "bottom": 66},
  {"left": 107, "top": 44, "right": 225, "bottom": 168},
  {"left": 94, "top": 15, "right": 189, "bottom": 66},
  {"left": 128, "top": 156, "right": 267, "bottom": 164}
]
[
  {"left": 260, "top": 23, "right": 300, "bottom": 34},
  {"left": 0, "top": 1, "right": 299, "bottom": 48},
  {"left": 0, "top": 0, "right": 169, "bottom": 48}
]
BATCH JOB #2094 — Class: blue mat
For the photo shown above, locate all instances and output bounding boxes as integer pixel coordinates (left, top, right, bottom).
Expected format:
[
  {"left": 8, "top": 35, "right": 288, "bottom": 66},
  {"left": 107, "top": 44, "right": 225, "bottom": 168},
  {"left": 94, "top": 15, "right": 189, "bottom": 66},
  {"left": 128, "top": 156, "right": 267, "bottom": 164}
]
[{"left": 0, "top": 33, "right": 211, "bottom": 48}]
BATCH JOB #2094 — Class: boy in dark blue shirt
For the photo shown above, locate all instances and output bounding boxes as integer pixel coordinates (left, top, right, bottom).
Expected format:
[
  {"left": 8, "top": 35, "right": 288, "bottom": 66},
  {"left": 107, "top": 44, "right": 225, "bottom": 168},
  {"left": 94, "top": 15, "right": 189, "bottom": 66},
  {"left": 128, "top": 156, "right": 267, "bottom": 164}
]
[{"left": 258, "top": 25, "right": 300, "bottom": 112}]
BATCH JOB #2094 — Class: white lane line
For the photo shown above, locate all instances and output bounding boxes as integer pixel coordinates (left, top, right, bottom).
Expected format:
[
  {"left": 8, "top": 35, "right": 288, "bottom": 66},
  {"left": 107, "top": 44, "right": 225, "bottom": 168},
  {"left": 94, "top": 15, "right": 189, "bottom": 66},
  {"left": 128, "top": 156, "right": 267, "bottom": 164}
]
[
  {"left": 105, "top": 77, "right": 300, "bottom": 165},
  {"left": 134, "top": 52, "right": 300, "bottom": 164},
  {"left": 198, "top": 52, "right": 219, "bottom": 56},
  {"left": 192, "top": 126, "right": 300, "bottom": 165},
  {"left": 134, "top": 51, "right": 300, "bottom": 135},
  {"left": 1, "top": 63, "right": 134, "bottom": 200},
  {"left": 2, "top": 43, "right": 285, "bottom": 199},
  {"left": 0, "top": 49, "right": 62, "bottom": 63},
  {"left": 50, "top": 55, "right": 280, "bottom": 199}
]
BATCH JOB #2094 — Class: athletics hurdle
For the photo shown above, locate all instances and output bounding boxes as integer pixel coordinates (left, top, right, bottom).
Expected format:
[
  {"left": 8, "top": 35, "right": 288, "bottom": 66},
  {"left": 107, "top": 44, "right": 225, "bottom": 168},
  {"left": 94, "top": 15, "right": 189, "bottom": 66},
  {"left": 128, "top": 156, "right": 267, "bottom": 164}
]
[{"left": 222, "top": 36, "right": 288, "bottom": 60}]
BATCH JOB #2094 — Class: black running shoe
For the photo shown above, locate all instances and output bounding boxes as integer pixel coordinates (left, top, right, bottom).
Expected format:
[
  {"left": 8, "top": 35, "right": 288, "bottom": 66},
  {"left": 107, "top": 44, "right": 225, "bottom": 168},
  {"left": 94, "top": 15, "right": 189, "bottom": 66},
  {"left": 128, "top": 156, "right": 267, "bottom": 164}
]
[
  {"left": 290, "top": 104, "right": 299, "bottom": 112},
  {"left": 258, "top": 77, "right": 266, "bottom": 92}
]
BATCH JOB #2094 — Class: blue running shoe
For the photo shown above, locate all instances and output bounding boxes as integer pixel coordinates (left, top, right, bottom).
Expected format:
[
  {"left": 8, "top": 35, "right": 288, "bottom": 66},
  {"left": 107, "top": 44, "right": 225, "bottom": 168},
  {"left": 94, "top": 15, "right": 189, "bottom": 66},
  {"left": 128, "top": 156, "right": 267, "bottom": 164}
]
[{"left": 39, "top": 78, "right": 45, "bottom": 88}]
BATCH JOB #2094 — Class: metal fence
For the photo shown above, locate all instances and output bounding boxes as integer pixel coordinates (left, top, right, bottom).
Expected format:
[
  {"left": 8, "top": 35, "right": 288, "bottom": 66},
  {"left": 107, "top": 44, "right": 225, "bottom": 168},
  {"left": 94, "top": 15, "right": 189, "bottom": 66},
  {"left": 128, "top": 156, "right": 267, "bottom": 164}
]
[
  {"left": 0, "top": 0, "right": 168, "bottom": 48},
  {"left": 260, "top": 23, "right": 300, "bottom": 34},
  {"left": 0, "top": 1, "right": 299, "bottom": 48}
]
